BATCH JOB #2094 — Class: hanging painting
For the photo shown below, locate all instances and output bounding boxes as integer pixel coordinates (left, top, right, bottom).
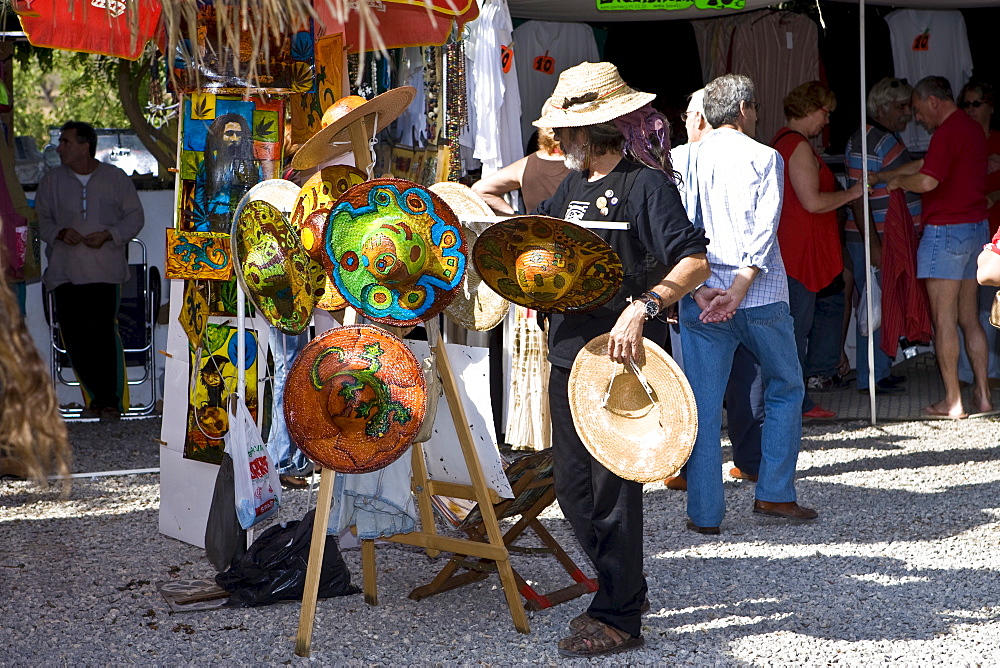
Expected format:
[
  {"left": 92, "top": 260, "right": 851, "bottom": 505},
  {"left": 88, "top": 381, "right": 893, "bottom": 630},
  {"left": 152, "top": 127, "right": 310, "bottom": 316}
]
[
  {"left": 177, "top": 93, "right": 285, "bottom": 234},
  {"left": 183, "top": 323, "right": 259, "bottom": 464}
]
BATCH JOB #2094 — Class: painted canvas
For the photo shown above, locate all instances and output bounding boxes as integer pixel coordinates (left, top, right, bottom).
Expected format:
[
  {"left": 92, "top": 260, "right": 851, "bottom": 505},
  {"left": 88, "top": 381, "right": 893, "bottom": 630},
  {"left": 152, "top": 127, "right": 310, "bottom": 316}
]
[
  {"left": 177, "top": 94, "right": 285, "bottom": 234},
  {"left": 164, "top": 229, "right": 233, "bottom": 280},
  {"left": 183, "top": 323, "right": 259, "bottom": 464}
]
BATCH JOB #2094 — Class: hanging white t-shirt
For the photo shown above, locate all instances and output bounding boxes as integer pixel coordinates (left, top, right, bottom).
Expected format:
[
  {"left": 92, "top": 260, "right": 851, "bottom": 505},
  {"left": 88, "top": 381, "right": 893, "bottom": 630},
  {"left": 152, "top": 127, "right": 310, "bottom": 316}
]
[
  {"left": 463, "top": 0, "right": 522, "bottom": 178},
  {"left": 886, "top": 9, "right": 974, "bottom": 153},
  {"left": 512, "top": 20, "right": 599, "bottom": 145}
]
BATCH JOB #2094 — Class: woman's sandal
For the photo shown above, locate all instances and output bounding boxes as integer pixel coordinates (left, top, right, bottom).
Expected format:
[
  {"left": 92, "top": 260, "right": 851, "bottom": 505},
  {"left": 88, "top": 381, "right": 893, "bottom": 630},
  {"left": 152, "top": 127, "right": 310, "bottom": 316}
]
[{"left": 558, "top": 616, "right": 644, "bottom": 658}]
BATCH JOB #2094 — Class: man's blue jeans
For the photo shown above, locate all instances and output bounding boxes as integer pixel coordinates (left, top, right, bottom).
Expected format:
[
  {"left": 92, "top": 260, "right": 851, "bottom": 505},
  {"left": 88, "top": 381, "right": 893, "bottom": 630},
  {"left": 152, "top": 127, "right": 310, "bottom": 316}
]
[
  {"left": 269, "top": 328, "right": 314, "bottom": 476},
  {"left": 679, "top": 296, "right": 804, "bottom": 528},
  {"left": 846, "top": 240, "right": 891, "bottom": 389}
]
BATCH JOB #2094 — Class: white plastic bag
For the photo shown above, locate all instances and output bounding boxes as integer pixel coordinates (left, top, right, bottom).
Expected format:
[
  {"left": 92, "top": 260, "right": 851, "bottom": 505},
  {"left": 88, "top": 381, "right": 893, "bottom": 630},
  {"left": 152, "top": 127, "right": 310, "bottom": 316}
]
[
  {"left": 224, "top": 395, "right": 281, "bottom": 530},
  {"left": 858, "top": 271, "right": 882, "bottom": 337}
]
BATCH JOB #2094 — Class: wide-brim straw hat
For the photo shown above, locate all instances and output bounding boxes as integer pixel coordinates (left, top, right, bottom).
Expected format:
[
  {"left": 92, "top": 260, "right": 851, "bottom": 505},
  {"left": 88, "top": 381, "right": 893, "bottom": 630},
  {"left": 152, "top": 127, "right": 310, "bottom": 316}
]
[
  {"left": 324, "top": 178, "right": 467, "bottom": 326},
  {"left": 473, "top": 215, "right": 622, "bottom": 313},
  {"left": 231, "top": 195, "right": 324, "bottom": 336},
  {"left": 429, "top": 181, "right": 510, "bottom": 331},
  {"left": 290, "top": 165, "right": 368, "bottom": 312},
  {"left": 292, "top": 87, "right": 416, "bottom": 170},
  {"left": 533, "top": 62, "right": 655, "bottom": 129},
  {"left": 284, "top": 325, "right": 427, "bottom": 474},
  {"left": 569, "top": 334, "right": 697, "bottom": 483}
]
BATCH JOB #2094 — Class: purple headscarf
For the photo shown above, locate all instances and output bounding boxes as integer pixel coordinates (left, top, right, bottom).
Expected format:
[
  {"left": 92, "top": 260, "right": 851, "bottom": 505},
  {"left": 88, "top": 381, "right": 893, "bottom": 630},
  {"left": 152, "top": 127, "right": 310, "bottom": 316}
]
[{"left": 612, "top": 103, "right": 674, "bottom": 181}]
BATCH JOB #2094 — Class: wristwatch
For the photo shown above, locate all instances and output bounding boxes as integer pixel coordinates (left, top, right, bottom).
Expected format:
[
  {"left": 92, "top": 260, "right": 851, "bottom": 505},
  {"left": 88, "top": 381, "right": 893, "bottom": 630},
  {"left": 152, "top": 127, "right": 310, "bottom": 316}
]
[{"left": 636, "top": 295, "right": 661, "bottom": 320}]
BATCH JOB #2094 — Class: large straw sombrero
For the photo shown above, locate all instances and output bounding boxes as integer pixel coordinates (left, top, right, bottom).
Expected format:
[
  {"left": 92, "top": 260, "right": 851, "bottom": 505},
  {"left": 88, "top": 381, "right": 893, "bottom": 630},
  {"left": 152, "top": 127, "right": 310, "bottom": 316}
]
[
  {"left": 429, "top": 181, "right": 510, "bottom": 331},
  {"left": 283, "top": 325, "right": 427, "bottom": 474},
  {"left": 291, "top": 87, "right": 416, "bottom": 170},
  {"left": 324, "top": 178, "right": 467, "bottom": 326},
  {"left": 231, "top": 180, "right": 324, "bottom": 335},
  {"left": 473, "top": 215, "right": 622, "bottom": 313},
  {"left": 533, "top": 62, "right": 655, "bottom": 129},
  {"left": 569, "top": 334, "right": 697, "bottom": 483},
  {"left": 290, "top": 165, "right": 368, "bottom": 312}
]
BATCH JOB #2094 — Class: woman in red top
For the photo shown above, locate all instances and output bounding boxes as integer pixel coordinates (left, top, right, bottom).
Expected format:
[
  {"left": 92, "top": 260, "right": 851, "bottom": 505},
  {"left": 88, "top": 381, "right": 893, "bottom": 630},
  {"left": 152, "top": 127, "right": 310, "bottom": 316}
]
[
  {"left": 773, "top": 82, "right": 864, "bottom": 418},
  {"left": 958, "top": 82, "right": 1000, "bottom": 235}
]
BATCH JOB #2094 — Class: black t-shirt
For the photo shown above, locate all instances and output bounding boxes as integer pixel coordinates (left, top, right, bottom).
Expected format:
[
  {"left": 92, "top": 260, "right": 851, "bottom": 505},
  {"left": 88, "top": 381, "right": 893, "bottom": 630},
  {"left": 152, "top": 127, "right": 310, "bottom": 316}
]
[{"left": 535, "top": 159, "right": 709, "bottom": 368}]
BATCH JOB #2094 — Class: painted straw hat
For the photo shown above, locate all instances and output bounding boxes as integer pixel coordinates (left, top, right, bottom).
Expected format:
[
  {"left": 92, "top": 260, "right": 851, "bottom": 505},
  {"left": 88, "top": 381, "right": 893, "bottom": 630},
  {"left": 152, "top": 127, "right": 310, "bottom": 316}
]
[
  {"left": 533, "top": 62, "right": 655, "bottom": 129},
  {"left": 324, "top": 178, "right": 467, "bottom": 326},
  {"left": 289, "top": 165, "right": 368, "bottom": 312},
  {"left": 428, "top": 181, "right": 510, "bottom": 331},
  {"left": 291, "top": 87, "right": 416, "bottom": 170},
  {"left": 231, "top": 180, "right": 325, "bottom": 335},
  {"left": 569, "top": 333, "right": 697, "bottom": 483},
  {"left": 283, "top": 325, "right": 427, "bottom": 474},
  {"left": 473, "top": 215, "right": 622, "bottom": 313}
]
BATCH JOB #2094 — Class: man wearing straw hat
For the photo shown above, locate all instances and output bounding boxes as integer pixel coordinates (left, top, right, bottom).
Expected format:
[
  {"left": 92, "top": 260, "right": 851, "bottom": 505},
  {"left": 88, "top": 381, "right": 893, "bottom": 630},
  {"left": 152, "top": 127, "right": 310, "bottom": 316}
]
[
  {"left": 533, "top": 62, "right": 711, "bottom": 657},
  {"left": 678, "top": 74, "right": 818, "bottom": 535}
]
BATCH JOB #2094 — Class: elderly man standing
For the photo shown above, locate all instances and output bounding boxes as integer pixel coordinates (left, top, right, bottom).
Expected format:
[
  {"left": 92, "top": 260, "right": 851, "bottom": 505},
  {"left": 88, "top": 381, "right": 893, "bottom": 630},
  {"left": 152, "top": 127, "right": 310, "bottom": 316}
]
[
  {"left": 534, "top": 62, "right": 710, "bottom": 657},
  {"left": 679, "top": 74, "right": 816, "bottom": 534},
  {"left": 880, "top": 76, "right": 991, "bottom": 418},
  {"left": 844, "top": 77, "right": 922, "bottom": 395},
  {"left": 37, "top": 121, "right": 144, "bottom": 422},
  {"left": 665, "top": 88, "right": 764, "bottom": 493}
]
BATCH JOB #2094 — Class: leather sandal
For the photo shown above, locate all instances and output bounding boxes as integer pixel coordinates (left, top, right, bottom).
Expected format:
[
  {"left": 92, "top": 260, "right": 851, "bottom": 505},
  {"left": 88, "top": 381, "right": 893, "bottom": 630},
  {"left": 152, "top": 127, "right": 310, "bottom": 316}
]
[
  {"left": 558, "top": 616, "right": 644, "bottom": 658},
  {"left": 569, "top": 597, "right": 650, "bottom": 633}
]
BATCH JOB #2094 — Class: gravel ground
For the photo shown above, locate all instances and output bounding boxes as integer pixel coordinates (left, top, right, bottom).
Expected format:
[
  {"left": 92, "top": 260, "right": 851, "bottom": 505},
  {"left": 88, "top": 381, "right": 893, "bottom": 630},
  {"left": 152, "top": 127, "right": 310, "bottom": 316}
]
[{"left": 2, "top": 416, "right": 1000, "bottom": 666}]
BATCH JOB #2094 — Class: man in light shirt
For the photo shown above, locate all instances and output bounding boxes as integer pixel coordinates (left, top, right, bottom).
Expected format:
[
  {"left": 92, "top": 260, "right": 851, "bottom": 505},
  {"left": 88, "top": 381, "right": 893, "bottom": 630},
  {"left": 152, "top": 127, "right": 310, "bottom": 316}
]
[{"left": 679, "top": 74, "right": 816, "bottom": 533}]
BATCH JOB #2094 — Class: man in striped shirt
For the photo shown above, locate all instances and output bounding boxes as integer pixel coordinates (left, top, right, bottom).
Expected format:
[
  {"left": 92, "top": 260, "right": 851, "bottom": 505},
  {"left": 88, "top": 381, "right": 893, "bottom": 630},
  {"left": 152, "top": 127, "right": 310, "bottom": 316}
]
[
  {"left": 679, "top": 74, "right": 817, "bottom": 533},
  {"left": 844, "top": 77, "right": 922, "bottom": 394}
]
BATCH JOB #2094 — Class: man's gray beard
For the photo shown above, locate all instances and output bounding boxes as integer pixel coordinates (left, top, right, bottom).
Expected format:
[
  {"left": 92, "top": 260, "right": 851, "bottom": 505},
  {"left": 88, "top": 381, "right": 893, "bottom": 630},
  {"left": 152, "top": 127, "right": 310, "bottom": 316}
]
[{"left": 563, "top": 145, "right": 588, "bottom": 172}]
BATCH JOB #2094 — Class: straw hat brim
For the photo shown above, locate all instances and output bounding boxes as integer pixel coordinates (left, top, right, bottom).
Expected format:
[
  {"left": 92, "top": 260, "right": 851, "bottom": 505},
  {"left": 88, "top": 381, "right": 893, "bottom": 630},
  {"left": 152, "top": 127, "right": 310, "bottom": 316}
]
[
  {"left": 429, "top": 182, "right": 510, "bottom": 331},
  {"left": 533, "top": 90, "right": 655, "bottom": 129},
  {"left": 472, "top": 215, "right": 622, "bottom": 313},
  {"left": 237, "top": 179, "right": 301, "bottom": 216},
  {"left": 283, "top": 325, "right": 427, "bottom": 474},
  {"left": 291, "top": 87, "right": 416, "bottom": 170},
  {"left": 569, "top": 334, "right": 697, "bottom": 483}
]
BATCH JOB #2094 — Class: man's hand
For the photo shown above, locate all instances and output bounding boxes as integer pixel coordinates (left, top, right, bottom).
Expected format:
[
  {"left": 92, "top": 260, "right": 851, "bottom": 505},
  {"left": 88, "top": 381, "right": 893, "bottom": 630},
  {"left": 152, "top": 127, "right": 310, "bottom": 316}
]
[
  {"left": 868, "top": 241, "right": 883, "bottom": 270},
  {"left": 57, "top": 228, "right": 84, "bottom": 245},
  {"left": 698, "top": 290, "right": 742, "bottom": 323},
  {"left": 83, "top": 230, "right": 112, "bottom": 248},
  {"left": 692, "top": 285, "right": 725, "bottom": 312},
  {"left": 608, "top": 301, "right": 647, "bottom": 365}
]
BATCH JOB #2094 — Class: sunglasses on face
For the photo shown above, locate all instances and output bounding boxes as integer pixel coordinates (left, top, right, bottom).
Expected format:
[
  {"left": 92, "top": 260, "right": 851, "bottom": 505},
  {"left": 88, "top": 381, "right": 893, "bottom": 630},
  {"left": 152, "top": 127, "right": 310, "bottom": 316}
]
[
  {"left": 959, "top": 99, "right": 988, "bottom": 109},
  {"left": 889, "top": 78, "right": 909, "bottom": 88}
]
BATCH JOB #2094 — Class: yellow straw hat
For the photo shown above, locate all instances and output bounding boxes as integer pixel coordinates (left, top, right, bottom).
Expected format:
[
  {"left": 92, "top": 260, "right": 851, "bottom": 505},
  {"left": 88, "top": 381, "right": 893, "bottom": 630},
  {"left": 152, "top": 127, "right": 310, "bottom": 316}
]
[
  {"left": 569, "top": 334, "right": 697, "bottom": 483},
  {"left": 428, "top": 181, "right": 510, "bottom": 331},
  {"left": 292, "top": 87, "right": 416, "bottom": 170},
  {"left": 533, "top": 62, "right": 655, "bottom": 129}
]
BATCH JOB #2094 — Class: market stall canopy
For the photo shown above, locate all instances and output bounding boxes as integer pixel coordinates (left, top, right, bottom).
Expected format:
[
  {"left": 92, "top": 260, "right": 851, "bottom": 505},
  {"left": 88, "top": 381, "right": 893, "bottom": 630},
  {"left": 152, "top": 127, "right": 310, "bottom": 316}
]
[
  {"left": 315, "top": 0, "right": 480, "bottom": 53},
  {"left": 14, "top": 0, "right": 162, "bottom": 60},
  {"left": 506, "top": 0, "right": 1000, "bottom": 21}
]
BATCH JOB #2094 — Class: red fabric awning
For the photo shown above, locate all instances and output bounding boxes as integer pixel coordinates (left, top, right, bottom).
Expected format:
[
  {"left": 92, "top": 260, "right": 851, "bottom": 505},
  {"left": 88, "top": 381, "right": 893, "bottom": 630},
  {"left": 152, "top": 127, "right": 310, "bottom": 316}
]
[
  {"left": 14, "top": 0, "right": 162, "bottom": 61},
  {"left": 315, "top": 0, "right": 479, "bottom": 53}
]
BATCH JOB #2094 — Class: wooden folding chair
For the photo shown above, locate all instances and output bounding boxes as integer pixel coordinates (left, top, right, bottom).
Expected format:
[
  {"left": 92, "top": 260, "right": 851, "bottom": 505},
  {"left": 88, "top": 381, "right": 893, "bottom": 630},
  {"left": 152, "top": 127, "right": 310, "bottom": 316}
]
[{"left": 409, "top": 449, "right": 598, "bottom": 611}]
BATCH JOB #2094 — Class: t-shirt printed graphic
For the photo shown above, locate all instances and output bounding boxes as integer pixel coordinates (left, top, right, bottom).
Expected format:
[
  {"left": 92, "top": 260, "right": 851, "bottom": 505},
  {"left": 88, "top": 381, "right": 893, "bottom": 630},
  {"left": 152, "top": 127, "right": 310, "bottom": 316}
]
[{"left": 565, "top": 201, "right": 590, "bottom": 221}]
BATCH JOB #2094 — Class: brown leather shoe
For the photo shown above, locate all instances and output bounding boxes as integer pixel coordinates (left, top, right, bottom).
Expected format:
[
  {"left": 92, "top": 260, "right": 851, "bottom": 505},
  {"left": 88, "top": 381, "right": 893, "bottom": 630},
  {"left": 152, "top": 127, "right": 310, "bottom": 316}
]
[
  {"left": 664, "top": 476, "right": 687, "bottom": 491},
  {"left": 685, "top": 519, "right": 720, "bottom": 535},
  {"left": 729, "top": 467, "right": 758, "bottom": 482},
  {"left": 753, "top": 500, "right": 818, "bottom": 520}
]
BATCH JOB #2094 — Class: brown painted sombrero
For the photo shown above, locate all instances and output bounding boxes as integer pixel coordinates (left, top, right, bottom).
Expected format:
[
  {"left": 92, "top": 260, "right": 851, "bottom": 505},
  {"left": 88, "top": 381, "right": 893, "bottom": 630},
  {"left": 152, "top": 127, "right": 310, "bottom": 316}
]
[
  {"left": 324, "top": 178, "right": 467, "bottom": 326},
  {"left": 472, "top": 215, "right": 623, "bottom": 313},
  {"left": 283, "top": 325, "right": 427, "bottom": 474}
]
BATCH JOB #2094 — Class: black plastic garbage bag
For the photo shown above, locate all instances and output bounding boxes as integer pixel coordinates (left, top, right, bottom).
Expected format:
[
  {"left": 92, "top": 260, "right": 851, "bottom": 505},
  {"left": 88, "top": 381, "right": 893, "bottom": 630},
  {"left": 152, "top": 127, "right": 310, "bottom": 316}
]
[
  {"left": 205, "top": 453, "right": 247, "bottom": 572},
  {"left": 216, "top": 509, "right": 361, "bottom": 607}
]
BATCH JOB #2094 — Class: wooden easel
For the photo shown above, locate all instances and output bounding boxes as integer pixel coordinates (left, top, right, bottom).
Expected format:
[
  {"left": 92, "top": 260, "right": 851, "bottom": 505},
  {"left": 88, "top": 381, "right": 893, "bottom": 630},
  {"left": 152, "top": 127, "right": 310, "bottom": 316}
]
[{"left": 293, "top": 120, "right": 528, "bottom": 657}]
